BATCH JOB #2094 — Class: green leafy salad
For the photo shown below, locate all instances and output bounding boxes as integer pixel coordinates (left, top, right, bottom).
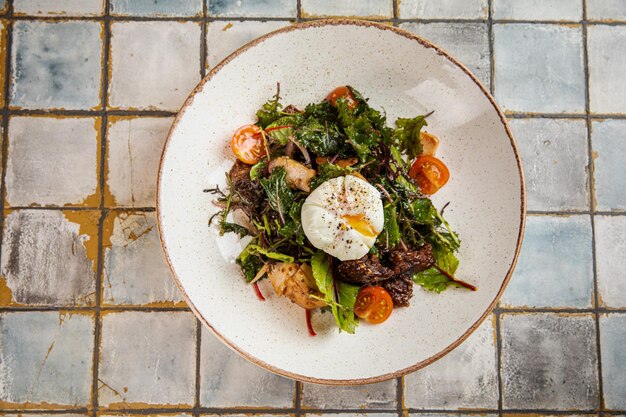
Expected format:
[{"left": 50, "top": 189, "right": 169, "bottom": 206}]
[{"left": 207, "top": 85, "right": 475, "bottom": 335}]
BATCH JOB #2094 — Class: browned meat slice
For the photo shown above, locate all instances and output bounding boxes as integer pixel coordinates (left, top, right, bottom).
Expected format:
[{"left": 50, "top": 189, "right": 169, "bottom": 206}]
[
  {"left": 283, "top": 104, "right": 303, "bottom": 114},
  {"left": 229, "top": 160, "right": 252, "bottom": 185},
  {"left": 382, "top": 275, "right": 414, "bottom": 307},
  {"left": 336, "top": 254, "right": 393, "bottom": 285},
  {"left": 388, "top": 244, "right": 435, "bottom": 276}
]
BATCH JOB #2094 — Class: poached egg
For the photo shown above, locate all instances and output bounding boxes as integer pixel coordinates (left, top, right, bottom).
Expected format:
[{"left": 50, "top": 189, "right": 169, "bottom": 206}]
[{"left": 301, "top": 175, "right": 384, "bottom": 261}]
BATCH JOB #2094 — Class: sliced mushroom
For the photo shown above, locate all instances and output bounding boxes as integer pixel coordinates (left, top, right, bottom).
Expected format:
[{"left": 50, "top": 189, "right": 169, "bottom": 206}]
[
  {"left": 420, "top": 131, "right": 440, "bottom": 156},
  {"left": 267, "top": 262, "right": 326, "bottom": 309},
  {"left": 315, "top": 156, "right": 358, "bottom": 168},
  {"left": 268, "top": 156, "right": 316, "bottom": 193}
]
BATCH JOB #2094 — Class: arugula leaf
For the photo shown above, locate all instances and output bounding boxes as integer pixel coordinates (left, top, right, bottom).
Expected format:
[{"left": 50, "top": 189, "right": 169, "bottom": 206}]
[
  {"left": 249, "top": 160, "right": 267, "bottom": 180},
  {"left": 311, "top": 251, "right": 359, "bottom": 334},
  {"left": 379, "top": 204, "right": 400, "bottom": 249},
  {"left": 236, "top": 244, "right": 263, "bottom": 282},
  {"left": 310, "top": 162, "right": 351, "bottom": 190},
  {"left": 247, "top": 244, "right": 295, "bottom": 263},
  {"left": 278, "top": 200, "right": 306, "bottom": 246},
  {"left": 260, "top": 167, "right": 295, "bottom": 218},
  {"left": 256, "top": 90, "right": 283, "bottom": 128},
  {"left": 265, "top": 115, "right": 302, "bottom": 145},
  {"left": 393, "top": 115, "right": 428, "bottom": 160},
  {"left": 410, "top": 198, "right": 438, "bottom": 225},
  {"left": 412, "top": 245, "right": 460, "bottom": 293},
  {"left": 221, "top": 222, "right": 250, "bottom": 237},
  {"left": 295, "top": 117, "right": 343, "bottom": 156}
]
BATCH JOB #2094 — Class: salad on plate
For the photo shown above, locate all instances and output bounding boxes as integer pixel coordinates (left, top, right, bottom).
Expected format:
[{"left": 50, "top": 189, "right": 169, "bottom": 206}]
[{"left": 207, "top": 85, "right": 475, "bottom": 335}]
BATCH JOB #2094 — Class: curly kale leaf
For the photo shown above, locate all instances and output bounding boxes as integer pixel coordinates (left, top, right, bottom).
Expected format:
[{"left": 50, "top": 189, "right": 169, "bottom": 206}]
[{"left": 393, "top": 115, "right": 428, "bottom": 160}]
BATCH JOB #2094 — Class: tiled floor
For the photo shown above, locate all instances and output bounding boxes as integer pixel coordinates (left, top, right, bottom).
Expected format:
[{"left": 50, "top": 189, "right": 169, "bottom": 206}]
[{"left": 0, "top": 0, "right": 624, "bottom": 414}]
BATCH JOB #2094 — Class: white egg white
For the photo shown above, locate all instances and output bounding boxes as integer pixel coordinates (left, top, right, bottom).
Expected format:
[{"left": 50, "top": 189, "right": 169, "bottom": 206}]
[{"left": 301, "top": 175, "right": 384, "bottom": 261}]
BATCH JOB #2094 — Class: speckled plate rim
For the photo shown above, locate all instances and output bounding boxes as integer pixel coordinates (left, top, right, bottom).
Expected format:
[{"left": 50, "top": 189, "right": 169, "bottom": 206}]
[{"left": 157, "top": 18, "right": 526, "bottom": 385}]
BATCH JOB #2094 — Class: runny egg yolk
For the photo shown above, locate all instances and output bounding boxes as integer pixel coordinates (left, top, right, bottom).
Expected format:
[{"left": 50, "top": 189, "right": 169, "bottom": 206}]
[{"left": 301, "top": 175, "right": 385, "bottom": 261}]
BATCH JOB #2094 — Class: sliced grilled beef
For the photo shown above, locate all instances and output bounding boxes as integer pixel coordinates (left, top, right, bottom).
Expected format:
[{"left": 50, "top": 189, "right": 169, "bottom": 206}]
[
  {"left": 336, "top": 253, "right": 394, "bottom": 285},
  {"left": 388, "top": 244, "right": 435, "bottom": 276},
  {"left": 382, "top": 275, "right": 414, "bottom": 307}
]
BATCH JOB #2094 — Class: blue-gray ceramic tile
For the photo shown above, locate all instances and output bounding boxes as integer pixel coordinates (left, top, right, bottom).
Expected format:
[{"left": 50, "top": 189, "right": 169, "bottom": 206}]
[
  {"left": 0, "top": 0, "right": 6, "bottom": 12},
  {"left": 502, "top": 215, "right": 593, "bottom": 308},
  {"left": 398, "top": 0, "right": 488, "bottom": 19},
  {"left": 301, "top": 0, "right": 392, "bottom": 18},
  {"left": 410, "top": 414, "right": 498, "bottom": 417},
  {"left": 108, "top": 22, "right": 201, "bottom": 111},
  {"left": 400, "top": 22, "right": 490, "bottom": 87},
  {"left": 208, "top": 0, "right": 296, "bottom": 17},
  {"left": 13, "top": 0, "right": 104, "bottom": 16},
  {"left": 500, "top": 313, "right": 598, "bottom": 409},
  {"left": 111, "top": 0, "right": 202, "bottom": 16},
  {"left": 6, "top": 117, "right": 99, "bottom": 206},
  {"left": 595, "top": 216, "right": 626, "bottom": 308},
  {"left": 103, "top": 212, "right": 184, "bottom": 306},
  {"left": 1, "top": 210, "right": 97, "bottom": 306},
  {"left": 592, "top": 120, "right": 626, "bottom": 210},
  {"left": 0, "top": 311, "right": 94, "bottom": 407},
  {"left": 98, "top": 311, "right": 196, "bottom": 407},
  {"left": 10, "top": 21, "right": 102, "bottom": 110},
  {"left": 206, "top": 21, "right": 291, "bottom": 68},
  {"left": 600, "top": 313, "right": 626, "bottom": 409},
  {"left": 588, "top": 25, "right": 626, "bottom": 114},
  {"left": 493, "top": 0, "right": 582, "bottom": 21},
  {"left": 404, "top": 315, "right": 497, "bottom": 409},
  {"left": 301, "top": 379, "right": 397, "bottom": 409},
  {"left": 200, "top": 327, "right": 295, "bottom": 407},
  {"left": 508, "top": 118, "right": 588, "bottom": 211},
  {"left": 106, "top": 117, "right": 173, "bottom": 207},
  {"left": 309, "top": 414, "right": 397, "bottom": 417},
  {"left": 587, "top": 0, "right": 626, "bottom": 21},
  {"left": 494, "top": 24, "right": 585, "bottom": 113}
]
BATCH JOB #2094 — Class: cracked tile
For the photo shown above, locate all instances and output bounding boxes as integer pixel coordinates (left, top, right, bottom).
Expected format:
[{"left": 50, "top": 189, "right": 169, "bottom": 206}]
[
  {"left": 508, "top": 118, "right": 588, "bottom": 211},
  {"left": 109, "top": 21, "right": 201, "bottom": 111},
  {"left": 301, "top": 0, "right": 392, "bottom": 18},
  {"left": 404, "top": 315, "right": 498, "bottom": 409},
  {"left": 595, "top": 216, "right": 626, "bottom": 308},
  {"left": 206, "top": 20, "right": 291, "bottom": 69},
  {"left": 0, "top": 311, "right": 94, "bottom": 408},
  {"left": 301, "top": 379, "right": 397, "bottom": 409},
  {"left": 592, "top": 120, "right": 626, "bottom": 211},
  {"left": 208, "top": 0, "right": 296, "bottom": 17},
  {"left": 105, "top": 116, "right": 172, "bottom": 208},
  {"left": 10, "top": 21, "right": 102, "bottom": 110},
  {"left": 494, "top": 24, "right": 585, "bottom": 113},
  {"left": 13, "top": 0, "right": 104, "bottom": 16},
  {"left": 98, "top": 311, "right": 196, "bottom": 408},
  {"left": 102, "top": 211, "right": 183, "bottom": 307},
  {"left": 1, "top": 210, "right": 98, "bottom": 307},
  {"left": 502, "top": 215, "right": 593, "bottom": 308},
  {"left": 200, "top": 327, "right": 295, "bottom": 407},
  {"left": 600, "top": 313, "right": 626, "bottom": 409},
  {"left": 500, "top": 313, "right": 598, "bottom": 409},
  {"left": 6, "top": 116, "right": 99, "bottom": 207},
  {"left": 400, "top": 22, "right": 490, "bottom": 87},
  {"left": 398, "top": 0, "right": 488, "bottom": 19},
  {"left": 493, "top": 0, "right": 582, "bottom": 21},
  {"left": 111, "top": 0, "right": 202, "bottom": 16}
]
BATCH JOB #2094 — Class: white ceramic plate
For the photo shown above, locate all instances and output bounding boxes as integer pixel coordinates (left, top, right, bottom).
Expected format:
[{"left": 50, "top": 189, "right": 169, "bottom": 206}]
[{"left": 157, "top": 20, "right": 525, "bottom": 385}]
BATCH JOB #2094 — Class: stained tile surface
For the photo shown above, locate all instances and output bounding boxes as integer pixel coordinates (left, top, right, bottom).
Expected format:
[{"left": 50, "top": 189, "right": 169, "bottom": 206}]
[
  {"left": 208, "top": 0, "right": 296, "bottom": 17},
  {"left": 13, "top": 0, "right": 104, "bottom": 16},
  {"left": 595, "top": 216, "right": 626, "bottom": 308},
  {"left": 398, "top": 0, "right": 488, "bottom": 19},
  {"left": 592, "top": 119, "right": 626, "bottom": 211},
  {"left": 588, "top": 25, "right": 626, "bottom": 114},
  {"left": 493, "top": 0, "right": 582, "bottom": 21},
  {"left": 301, "top": 0, "right": 392, "bottom": 18}
]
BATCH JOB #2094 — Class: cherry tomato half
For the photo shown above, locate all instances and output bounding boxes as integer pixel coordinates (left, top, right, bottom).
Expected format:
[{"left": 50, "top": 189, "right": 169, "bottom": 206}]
[
  {"left": 409, "top": 155, "right": 450, "bottom": 195},
  {"left": 231, "top": 124, "right": 266, "bottom": 165},
  {"left": 326, "top": 86, "right": 358, "bottom": 110},
  {"left": 354, "top": 286, "right": 393, "bottom": 324}
]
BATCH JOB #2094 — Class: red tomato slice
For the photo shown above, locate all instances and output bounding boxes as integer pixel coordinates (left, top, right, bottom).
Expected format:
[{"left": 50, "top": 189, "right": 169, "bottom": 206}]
[
  {"left": 326, "top": 86, "right": 358, "bottom": 110},
  {"left": 354, "top": 286, "right": 393, "bottom": 324},
  {"left": 231, "top": 124, "right": 266, "bottom": 165},
  {"left": 409, "top": 155, "right": 450, "bottom": 195}
]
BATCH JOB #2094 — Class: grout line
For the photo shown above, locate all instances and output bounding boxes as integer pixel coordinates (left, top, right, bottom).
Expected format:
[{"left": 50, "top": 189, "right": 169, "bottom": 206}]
[
  {"left": 294, "top": 381, "right": 303, "bottom": 417},
  {"left": 296, "top": 0, "right": 302, "bottom": 22},
  {"left": 194, "top": 319, "right": 202, "bottom": 417},
  {"left": 495, "top": 311, "right": 504, "bottom": 414},
  {"left": 506, "top": 112, "right": 626, "bottom": 120},
  {"left": 582, "top": 0, "right": 605, "bottom": 410},
  {"left": 200, "top": 0, "right": 207, "bottom": 79},
  {"left": 488, "top": 0, "right": 495, "bottom": 96},
  {"left": 8, "top": 108, "right": 177, "bottom": 116},
  {"left": 396, "top": 376, "right": 404, "bottom": 416},
  {"left": 5, "top": 206, "right": 157, "bottom": 211},
  {"left": 392, "top": 0, "right": 399, "bottom": 26},
  {"left": 0, "top": 0, "right": 14, "bottom": 269}
]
